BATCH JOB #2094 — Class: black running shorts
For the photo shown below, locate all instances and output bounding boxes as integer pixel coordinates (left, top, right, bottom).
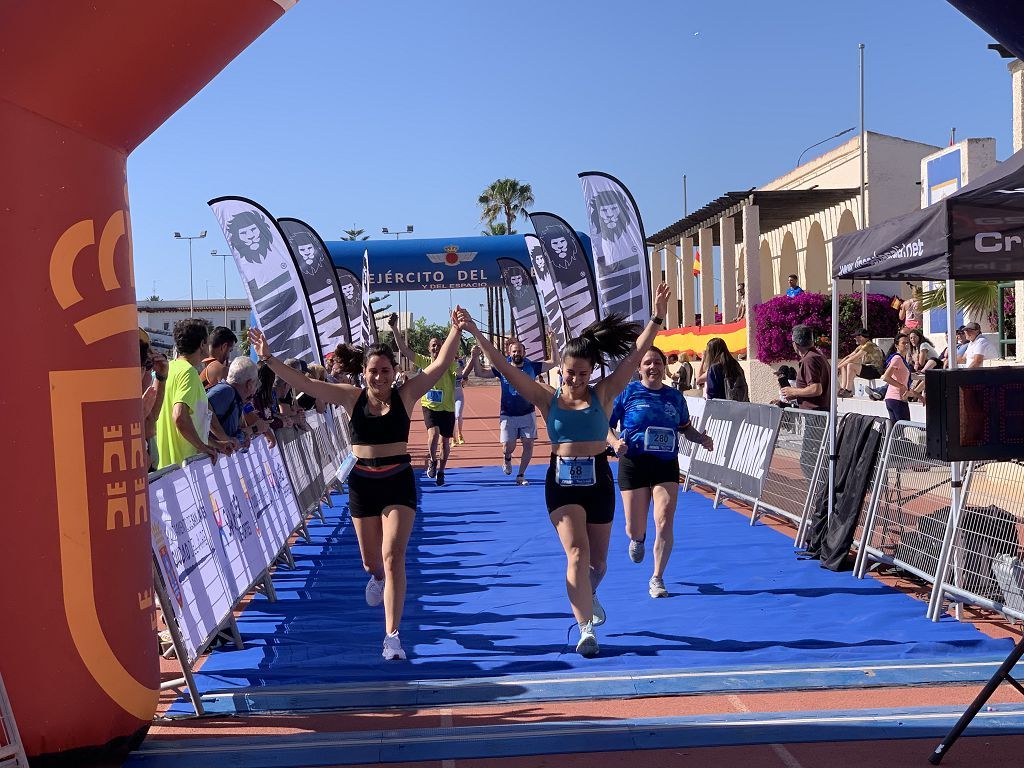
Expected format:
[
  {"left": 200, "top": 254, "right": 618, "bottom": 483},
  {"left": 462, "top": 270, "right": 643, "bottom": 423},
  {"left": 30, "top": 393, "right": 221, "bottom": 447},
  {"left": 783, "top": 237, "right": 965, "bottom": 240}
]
[
  {"left": 422, "top": 407, "right": 456, "bottom": 439},
  {"left": 544, "top": 453, "right": 615, "bottom": 524},
  {"left": 347, "top": 455, "right": 417, "bottom": 518},
  {"left": 616, "top": 453, "right": 680, "bottom": 491}
]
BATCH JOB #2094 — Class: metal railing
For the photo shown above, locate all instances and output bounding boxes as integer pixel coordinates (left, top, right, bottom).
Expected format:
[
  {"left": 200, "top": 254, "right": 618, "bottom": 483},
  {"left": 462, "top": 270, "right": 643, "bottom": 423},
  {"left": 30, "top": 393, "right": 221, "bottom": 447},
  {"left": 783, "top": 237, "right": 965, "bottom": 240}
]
[
  {"left": 754, "top": 408, "right": 829, "bottom": 530},
  {"left": 854, "top": 421, "right": 956, "bottom": 587},
  {"left": 932, "top": 460, "right": 1024, "bottom": 622},
  {"left": 0, "top": 671, "right": 29, "bottom": 767}
]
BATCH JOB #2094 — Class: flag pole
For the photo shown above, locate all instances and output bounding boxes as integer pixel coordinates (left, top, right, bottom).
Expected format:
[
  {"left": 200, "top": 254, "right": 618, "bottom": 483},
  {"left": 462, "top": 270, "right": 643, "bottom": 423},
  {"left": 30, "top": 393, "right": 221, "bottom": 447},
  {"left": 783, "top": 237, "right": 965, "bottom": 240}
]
[{"left": 859, "top": 43, "right": 869, "bottom": 327}]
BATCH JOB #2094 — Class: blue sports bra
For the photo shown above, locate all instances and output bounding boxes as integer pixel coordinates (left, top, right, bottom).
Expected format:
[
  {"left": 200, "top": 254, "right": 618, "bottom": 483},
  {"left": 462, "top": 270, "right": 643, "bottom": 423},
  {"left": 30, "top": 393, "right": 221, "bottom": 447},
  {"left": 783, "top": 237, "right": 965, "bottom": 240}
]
[{"left": 546, "top": 386, "right": 609, "bottom": 444}]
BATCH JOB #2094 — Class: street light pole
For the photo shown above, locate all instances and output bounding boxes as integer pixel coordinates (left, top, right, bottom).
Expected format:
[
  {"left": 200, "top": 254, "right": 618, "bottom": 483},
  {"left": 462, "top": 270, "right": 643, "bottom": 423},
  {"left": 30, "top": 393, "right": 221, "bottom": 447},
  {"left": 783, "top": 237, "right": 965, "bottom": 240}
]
[
  {"left": 174, "top": 230, "right": 207, "bottom": 317},
  {"left": 211, "top": 250, "right": 231, "bottom": 326}
]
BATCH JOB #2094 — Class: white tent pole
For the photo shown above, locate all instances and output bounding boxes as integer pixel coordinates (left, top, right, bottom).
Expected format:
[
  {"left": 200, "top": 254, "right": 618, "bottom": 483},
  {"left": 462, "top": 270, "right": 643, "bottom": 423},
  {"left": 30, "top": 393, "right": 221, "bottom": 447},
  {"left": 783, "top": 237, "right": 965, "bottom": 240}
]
[
  {"left": 928, "top": 278, "right": 961, "bottom": 621},
  {"left": 828, "top": 279, "right": 839, "bottom": 523}
]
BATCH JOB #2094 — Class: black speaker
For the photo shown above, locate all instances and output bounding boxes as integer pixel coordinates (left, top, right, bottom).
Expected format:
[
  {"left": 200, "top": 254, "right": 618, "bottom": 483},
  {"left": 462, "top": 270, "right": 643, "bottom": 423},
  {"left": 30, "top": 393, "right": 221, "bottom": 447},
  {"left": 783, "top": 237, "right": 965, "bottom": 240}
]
[{"left": 925, "top": 367, "right": 1024, "bottom": 461}]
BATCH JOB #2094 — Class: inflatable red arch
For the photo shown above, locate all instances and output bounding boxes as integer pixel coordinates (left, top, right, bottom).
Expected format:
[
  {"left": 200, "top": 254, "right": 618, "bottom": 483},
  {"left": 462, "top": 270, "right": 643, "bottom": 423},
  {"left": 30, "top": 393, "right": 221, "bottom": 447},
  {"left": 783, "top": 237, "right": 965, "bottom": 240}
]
[{"left": 0, "top": 2, "right": 293, "bottom": 762}]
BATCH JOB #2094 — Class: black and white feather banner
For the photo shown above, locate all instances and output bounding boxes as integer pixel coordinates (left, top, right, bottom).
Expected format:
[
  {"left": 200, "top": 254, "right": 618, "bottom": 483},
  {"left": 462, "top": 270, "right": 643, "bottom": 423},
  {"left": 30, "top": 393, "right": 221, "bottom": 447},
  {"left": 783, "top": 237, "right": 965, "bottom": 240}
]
[
  {"left": 497, "top": 256, "right": 547, "bottom": 360},
  {"left": 279, "top": 217, "right": 351, "bottom": 352},
  {"left": 208, "top": 196, "right": 321, "bottom": 364},
  {"left": 579, "top": 171, "right": 651, "bottom": 324},
  {"left": 528, "top": 212, "right": 600, "bottom": 340}
]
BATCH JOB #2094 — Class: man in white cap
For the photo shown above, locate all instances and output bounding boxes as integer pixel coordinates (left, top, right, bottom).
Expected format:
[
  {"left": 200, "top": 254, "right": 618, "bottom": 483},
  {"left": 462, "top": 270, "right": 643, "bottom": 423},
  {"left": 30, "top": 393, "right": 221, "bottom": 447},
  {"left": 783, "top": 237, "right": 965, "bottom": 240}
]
[{"left": 958, "top": 322, "right": 997, "bottom": 368}]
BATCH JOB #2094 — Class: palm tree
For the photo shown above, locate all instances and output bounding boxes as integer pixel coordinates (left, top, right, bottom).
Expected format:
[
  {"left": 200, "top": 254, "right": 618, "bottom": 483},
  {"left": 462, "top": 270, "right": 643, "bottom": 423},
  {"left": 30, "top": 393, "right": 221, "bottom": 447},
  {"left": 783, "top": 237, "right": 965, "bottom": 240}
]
[
  {"left": 478, "top": 178, "right": 534, "bottom": 235},
  {"left": 920, "top": 281, "right": 1000, "bottom": 317},
  {"left": 481, "top": 222, "right": 512, "bottom": 236},
  {"left": 341, "top": 227, "right": 370, "bottom": 241}
]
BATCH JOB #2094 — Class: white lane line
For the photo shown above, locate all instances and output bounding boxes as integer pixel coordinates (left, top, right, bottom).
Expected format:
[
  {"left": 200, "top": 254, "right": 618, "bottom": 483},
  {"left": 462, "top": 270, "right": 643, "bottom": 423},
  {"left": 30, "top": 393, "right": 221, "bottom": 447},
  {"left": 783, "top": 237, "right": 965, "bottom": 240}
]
[{"left": 728, "top": 695, "right": 805, "bottom": 768}]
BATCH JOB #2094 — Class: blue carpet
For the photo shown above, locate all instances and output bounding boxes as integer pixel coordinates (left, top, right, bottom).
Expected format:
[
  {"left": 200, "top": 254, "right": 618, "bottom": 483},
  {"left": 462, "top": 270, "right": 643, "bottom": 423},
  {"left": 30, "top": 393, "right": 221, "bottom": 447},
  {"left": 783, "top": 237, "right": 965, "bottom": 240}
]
[{"left": 170, "top": 464, "right": 1012, "bottom": 710}]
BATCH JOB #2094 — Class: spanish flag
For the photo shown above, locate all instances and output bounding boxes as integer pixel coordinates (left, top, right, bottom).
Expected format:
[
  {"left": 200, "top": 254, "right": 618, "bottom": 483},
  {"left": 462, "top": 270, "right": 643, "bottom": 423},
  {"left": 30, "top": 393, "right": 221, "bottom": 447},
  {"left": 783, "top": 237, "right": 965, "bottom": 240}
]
[{"left": 693, "top": 249, "right": 702, "bottom": 278}]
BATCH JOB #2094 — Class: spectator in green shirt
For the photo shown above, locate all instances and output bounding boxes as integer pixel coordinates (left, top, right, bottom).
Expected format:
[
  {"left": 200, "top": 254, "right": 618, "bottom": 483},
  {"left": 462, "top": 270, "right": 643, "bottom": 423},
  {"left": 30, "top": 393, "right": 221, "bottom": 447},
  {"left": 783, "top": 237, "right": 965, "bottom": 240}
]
[
  {"left": 155, "top": 319, "right": 236, "bottom": 469},
  {"left": 391, "top": 316, "right": 457, "bottom": 485}
]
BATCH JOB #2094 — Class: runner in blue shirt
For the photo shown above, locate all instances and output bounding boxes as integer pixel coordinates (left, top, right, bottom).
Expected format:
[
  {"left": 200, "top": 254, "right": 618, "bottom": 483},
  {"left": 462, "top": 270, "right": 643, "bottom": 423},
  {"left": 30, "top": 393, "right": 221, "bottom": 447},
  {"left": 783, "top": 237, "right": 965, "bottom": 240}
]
[
  {"left": 609, "top": 348, "right": 713, "bottom": 598},
  {"left": 471, "top": 334, "right": 558, "bottom": 485}
]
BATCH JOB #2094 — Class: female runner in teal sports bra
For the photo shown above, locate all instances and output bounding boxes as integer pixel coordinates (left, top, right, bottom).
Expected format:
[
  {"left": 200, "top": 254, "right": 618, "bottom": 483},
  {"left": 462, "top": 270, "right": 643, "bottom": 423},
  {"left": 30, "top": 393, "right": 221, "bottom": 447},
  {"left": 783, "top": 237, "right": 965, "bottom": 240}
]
[{"left": 460, "top": 283, "right": 671, "bottom": 658}]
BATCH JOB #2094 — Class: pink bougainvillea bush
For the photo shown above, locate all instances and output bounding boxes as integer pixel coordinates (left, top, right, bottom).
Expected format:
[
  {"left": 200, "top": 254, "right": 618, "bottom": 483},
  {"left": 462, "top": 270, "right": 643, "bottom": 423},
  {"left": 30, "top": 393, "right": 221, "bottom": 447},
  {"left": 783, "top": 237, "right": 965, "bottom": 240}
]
[{"left": 753, "top": 292, "right": 901, "bottom": 364}]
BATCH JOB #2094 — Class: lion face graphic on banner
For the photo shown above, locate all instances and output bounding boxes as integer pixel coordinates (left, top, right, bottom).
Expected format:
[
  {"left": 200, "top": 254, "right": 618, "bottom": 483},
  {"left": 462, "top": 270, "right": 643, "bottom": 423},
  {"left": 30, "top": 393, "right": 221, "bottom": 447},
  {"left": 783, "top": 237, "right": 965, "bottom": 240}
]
[
  {"left": 288, "top": 231, "right": 324, "bottom": 276},
  {"left": 228, "top": 210, "right": 274, "bottom": 264},
  {"left": 530, "top": 243, "right": 548, "bottom": 278},
  {"left": 589, "top": 189, "right": 634, "bottom": 242},
  {"left": 508, "top": 269, "right": 525, "bottom": 293},
  {"left": 541, "top": 226, "right": 580, "bottom": 271}
]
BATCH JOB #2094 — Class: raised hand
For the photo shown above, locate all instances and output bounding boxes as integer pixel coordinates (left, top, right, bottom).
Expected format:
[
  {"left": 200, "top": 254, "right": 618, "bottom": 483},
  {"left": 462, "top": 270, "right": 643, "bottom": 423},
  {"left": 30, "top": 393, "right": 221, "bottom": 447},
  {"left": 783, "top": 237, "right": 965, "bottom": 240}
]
[
  {"left": 654, "top": 282, "right": 671, "bottom": 319},
  {"left": 248, "top": 328, "right": 270, "bottom": 360}
]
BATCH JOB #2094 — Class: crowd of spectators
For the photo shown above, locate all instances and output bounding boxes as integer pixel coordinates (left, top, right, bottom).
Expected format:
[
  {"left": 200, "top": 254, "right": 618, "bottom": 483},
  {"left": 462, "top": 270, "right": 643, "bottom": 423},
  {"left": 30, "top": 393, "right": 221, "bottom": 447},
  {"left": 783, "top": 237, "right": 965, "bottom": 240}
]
[{"left": 142, "top": 318, "right": 338, "bottom": 471}]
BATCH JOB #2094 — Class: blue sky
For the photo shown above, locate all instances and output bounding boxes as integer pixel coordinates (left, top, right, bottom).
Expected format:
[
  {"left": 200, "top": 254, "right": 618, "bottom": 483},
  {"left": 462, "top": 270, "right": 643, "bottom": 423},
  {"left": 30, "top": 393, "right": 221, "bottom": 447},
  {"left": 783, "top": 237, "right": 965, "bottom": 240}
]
[{"left": 128, "top": 0, "right": 1013, "bottom": 324}]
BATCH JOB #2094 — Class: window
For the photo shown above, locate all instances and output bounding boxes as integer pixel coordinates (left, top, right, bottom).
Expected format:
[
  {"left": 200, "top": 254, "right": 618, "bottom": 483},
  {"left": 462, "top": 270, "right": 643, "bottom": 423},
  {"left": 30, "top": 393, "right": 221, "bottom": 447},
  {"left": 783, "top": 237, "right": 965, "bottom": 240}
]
[
  {"left": 163, "top": 322, "right": 169, "bottom": 331},
  {"left": 230, "top": 319, "right": 237, "bottom": 331},
  {"left": 240, "top": 318, "right": 247, "bottom": 331}
]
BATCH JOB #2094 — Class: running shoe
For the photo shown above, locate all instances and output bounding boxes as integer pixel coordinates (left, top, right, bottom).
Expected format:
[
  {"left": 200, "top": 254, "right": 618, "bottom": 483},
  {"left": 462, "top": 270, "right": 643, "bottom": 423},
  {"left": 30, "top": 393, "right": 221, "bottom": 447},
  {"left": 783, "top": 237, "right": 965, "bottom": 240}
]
[
  {"left": 576, "top": 621, "right": 599, "bottom": 658},
  {"left": 649, "top": 576, "right": 668, "bottom": 598},
  {"left": 426, "top": 459, "right": 436, "bottom": 478},
  {"left": 515, "top": 475, "right": 529, "bottom": 486},
  {"left": 628, "top": 538, "right": 646, "bottom": 563},
  {"left": 436, "top": 470, "right": 445, "bottom": 486},
  {"left": 365, "top": 575, "right": 385, "bottom": 607},
  {"left": 591, "top": 593, "right": 606, "bottom": 626},
  {"left": 382, "top": 632, "right": 406, "bottom": 660},
  {"left": 502, "top": 458, "right": 512, "bottom": 475},
  {"left": 455, "top": 435, "right": 465, "bottom": 446}
]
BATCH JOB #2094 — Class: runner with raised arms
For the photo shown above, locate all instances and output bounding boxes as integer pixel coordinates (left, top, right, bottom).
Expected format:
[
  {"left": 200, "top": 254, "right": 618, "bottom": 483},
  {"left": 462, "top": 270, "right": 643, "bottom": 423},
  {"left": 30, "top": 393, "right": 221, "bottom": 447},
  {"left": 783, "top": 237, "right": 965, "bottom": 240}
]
[
  {"left": 460, "top": 284, "right": 671, "bottom": 657},
  {"left": 249, "top": 308, "right": 467, "bottom": 661}
]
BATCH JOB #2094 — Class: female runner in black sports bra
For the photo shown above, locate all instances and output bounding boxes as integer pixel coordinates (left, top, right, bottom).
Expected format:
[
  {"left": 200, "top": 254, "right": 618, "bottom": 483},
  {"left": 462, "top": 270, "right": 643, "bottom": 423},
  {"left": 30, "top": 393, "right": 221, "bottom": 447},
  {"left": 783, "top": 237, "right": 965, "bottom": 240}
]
[{"left": 249, "top": 308, "right": 466, "bottom": 661}]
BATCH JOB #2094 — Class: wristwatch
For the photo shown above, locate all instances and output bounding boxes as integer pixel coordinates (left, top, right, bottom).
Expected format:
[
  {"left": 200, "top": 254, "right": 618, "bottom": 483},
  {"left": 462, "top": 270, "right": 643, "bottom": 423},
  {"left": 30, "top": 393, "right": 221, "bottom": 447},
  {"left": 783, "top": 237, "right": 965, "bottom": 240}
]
[
  {"left": 652, "top": 316, "right": 664, "bottom": 325},
  {"left": 154, "top": 372, "right": 167, "bottom": 382}
]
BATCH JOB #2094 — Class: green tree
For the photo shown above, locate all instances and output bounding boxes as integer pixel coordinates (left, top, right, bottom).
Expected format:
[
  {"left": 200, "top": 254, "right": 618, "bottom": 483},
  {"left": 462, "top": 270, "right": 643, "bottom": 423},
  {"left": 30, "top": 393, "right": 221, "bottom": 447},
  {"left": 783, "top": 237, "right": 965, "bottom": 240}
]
[
  {"left": 478, "top": 178, "right": 534, "bottom": 235},
  {"left": 146, "top": 294, "right": 161, "bottom": 301},
  {"left": 379, "top": 317, "right": 451, "bottom": 361},
  {"left": 481, "top": 222, "right": 512, "bottom": 236},
  {"left": 341, "top": 227, "right": 370, "bottom": 241},
  {"left": 920, "top": 281, "right": 1000, "bottom": 317}
]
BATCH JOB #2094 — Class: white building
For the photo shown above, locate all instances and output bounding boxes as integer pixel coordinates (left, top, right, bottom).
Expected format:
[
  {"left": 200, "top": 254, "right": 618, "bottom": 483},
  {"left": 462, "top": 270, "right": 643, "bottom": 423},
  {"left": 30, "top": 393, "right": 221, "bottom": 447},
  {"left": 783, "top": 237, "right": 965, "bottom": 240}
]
[{"left": 137, "top": 299, "right": 252, "bottom": 350}]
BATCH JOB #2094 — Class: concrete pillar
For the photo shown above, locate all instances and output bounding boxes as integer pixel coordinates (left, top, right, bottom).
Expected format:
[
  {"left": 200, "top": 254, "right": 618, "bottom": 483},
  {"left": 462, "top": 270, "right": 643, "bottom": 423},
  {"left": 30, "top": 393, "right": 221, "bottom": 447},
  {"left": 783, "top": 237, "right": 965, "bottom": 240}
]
[
  {"left": 699, "top": 227, "right": 715, "bottom": 324},
  {"left": 664, "top": 242, "right": 680, "bottom": 327},
  {"left": 680, "top": 235, "right": 695, "bottom": 326},
  {"left": 1013, "top": 60, "right": 1024, "bottom": 360},
  {"left": 649, "top": 245, "right": 663, "bottom": 296},
  {"left": 742, "top": 205, "right": 762, "bottom": 359},
  {"left": 720, "top": 215, "right": 737, "bottom": 324}
]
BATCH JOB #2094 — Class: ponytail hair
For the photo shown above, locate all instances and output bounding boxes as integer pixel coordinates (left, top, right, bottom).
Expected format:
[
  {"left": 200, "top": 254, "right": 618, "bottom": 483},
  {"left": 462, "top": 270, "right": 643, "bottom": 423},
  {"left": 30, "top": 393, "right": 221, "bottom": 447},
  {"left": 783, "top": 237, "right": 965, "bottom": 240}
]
[
  {"left": 332, "top": 343, "right": 365, "bottom": 377},
  {"left": 563, "top": 313, "right": 642, "bottom": 368}
]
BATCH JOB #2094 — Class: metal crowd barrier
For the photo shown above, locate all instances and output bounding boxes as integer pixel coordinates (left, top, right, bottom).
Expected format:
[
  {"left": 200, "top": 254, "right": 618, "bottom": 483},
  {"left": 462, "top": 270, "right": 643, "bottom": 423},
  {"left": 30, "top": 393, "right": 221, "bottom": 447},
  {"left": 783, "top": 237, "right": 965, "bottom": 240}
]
[
  {"left": 0, "top": 671, "right": 28, "bottom": 767},
  {"left": 853, "top": 420, "right": 957, "bottom": 587},
  {"left": 931, "top": 460, "right": 1024, "bottom": 623},
  {"left": 753, "top": 408, "right": 829, "bottom": 531}
]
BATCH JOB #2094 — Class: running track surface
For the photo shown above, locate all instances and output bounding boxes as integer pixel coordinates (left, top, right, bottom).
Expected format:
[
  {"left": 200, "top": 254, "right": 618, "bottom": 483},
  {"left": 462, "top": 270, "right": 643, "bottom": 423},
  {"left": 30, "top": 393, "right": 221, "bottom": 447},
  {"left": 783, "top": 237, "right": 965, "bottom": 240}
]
[{"left": 139, "top": 385, "right": 1024, "bottom": 768}]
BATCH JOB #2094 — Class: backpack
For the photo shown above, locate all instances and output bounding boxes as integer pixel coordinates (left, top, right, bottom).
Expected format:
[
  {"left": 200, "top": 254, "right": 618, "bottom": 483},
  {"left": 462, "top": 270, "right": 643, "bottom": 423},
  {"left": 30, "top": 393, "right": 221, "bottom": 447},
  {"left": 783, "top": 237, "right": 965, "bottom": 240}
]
[{"left": 722, "top": 365, "right": 749, "bottom": 402}]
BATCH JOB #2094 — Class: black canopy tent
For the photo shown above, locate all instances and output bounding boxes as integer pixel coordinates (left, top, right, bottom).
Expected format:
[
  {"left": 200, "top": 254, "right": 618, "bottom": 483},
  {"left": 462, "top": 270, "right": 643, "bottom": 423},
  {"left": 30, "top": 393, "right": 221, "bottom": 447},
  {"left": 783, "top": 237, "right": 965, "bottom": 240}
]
[{"left": 828, "top": 147, "right": 1024, "bottom": 622}]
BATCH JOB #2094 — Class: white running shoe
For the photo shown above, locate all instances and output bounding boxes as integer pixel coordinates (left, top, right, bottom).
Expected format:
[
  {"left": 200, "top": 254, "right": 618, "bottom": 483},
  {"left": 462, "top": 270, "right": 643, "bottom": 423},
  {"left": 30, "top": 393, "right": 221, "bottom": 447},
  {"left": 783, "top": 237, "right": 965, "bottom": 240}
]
[
  {"left": 649, "top": 576, "right": 668, "bottom": 598},
  {"left": 365, "top": 575, "right": 385, "bottom": 607},
  {"left": 576, "top": 621, "right": 599, "bottom": 658},
  {"left": 515, "top": 475, "right": 529, "bottom": 486},
  {"left": 382, "top": 632, "right": 406, "bottom": 660},
  {"left": 502, "top": 458, "right": 512, "bottom": 475},
  {"left": 591, "top": 593, "right": 606, "bottom": 626},
  {"left": 628, "top": 538, "right": 646, "bottom": 564},
  {"left": 426, "top": 459, "right": 436, "bottom": 479}
]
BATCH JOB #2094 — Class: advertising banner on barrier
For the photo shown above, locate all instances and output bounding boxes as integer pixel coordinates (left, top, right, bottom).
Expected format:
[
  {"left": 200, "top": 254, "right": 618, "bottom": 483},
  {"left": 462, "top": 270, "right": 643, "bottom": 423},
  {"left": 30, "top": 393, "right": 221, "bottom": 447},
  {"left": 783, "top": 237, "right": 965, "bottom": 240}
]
[
  {"left": 687, "top": 400, "right": 783, "bottom": 498},
  {"left": 149, "top": 468, "right": 233, "bottom": 663},
  {"left": 677, "top": 396, "right": 706, "bottom": 475},
  {"left": 242, "top": 438, "right": 304, "bottom": 553}
]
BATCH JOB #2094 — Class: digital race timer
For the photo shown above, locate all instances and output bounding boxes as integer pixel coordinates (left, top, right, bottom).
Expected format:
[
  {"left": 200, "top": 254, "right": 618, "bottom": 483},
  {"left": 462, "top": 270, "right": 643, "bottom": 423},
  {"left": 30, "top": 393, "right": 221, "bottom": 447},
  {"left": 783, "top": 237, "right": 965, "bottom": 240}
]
[{"left": 925, "top": 367, "right": 1024, "bottom": 462}]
